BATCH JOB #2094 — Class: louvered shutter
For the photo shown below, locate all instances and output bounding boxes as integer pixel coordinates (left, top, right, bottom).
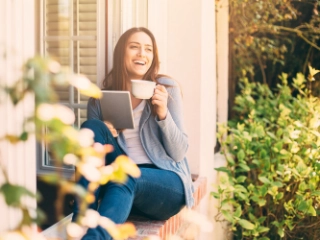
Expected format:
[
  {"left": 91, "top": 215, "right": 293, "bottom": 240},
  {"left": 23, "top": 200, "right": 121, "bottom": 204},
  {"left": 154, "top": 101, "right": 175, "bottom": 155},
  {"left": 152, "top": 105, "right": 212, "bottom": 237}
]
[
  {"left": 40, "top": 0, "right": 102, "bottom": 169},
  {"left": 42, "top": 0, "right": 99, "bottom": 128}
]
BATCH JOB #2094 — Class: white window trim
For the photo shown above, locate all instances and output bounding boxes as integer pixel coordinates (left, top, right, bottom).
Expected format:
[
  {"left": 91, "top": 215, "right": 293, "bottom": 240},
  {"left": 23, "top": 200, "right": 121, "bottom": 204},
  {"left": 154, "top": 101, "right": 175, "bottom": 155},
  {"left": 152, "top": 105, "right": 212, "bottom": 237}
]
[{"left": 107, "top": 0, "right": 148, "bottom": 73}]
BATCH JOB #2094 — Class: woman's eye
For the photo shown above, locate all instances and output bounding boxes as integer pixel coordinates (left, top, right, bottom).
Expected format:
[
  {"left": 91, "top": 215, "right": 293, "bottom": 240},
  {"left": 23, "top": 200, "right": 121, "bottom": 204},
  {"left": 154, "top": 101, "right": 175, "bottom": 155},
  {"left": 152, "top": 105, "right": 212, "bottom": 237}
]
[
  {"left": 146, "top": 48, "right": 152, "bottom": 52},
  {"left": 130, "top": 45, "right": 138, "bottom": 49}
]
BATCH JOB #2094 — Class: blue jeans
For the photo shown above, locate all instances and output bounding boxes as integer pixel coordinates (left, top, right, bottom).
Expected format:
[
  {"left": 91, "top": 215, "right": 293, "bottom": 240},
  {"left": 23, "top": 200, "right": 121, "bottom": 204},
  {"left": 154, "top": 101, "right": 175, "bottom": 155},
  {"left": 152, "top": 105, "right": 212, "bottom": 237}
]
[{"left": 73, "top": 119, "right": 186, "bottom": 240}]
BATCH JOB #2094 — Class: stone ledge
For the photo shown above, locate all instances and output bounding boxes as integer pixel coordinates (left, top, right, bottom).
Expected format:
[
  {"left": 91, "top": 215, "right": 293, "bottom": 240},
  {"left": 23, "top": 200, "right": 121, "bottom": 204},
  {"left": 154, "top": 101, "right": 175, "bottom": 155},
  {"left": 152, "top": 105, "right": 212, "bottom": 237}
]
[{"left": 127, "top": 176, "right": 207, "bottom": 240}]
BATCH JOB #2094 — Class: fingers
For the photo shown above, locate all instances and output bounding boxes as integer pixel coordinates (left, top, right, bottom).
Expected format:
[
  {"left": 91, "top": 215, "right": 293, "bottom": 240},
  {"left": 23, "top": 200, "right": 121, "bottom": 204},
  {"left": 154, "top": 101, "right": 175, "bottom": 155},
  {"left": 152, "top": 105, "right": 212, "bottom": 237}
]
[
  {"left": 152, "top": 85, "right": 168, "bottom": 104},
  {"left": 151, "top": 84, "right": 168, "bottom": 120},
  {"left": 104, "top": 121, "right": 118, "bottom": 137}
]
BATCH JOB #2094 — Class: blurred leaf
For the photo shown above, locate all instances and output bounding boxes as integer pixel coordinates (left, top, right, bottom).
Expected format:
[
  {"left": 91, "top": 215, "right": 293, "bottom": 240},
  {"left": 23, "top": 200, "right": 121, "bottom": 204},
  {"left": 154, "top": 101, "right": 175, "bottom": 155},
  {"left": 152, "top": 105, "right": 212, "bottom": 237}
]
[
  {"left": 258, "top": 176, "right": 271, "bottom": 184},
  {"left": 40, "top": 173, "right": 60, "bottom": 184},
  {"left": 237, "top": 149, "right": 245, "bottom": 161},
  {"left": 215, "top": 167, "right": 231, "bottom": 174},
  {"left": 222, "top": 210, "right": 234, "bottom": 223},
  {"left": 238, "top": 219, "right": 255, "bottom": 230},
  {"left": 238, "top": 163, "right": 250, "bottom": 171},
  {"left": 0, "top": 183, "right": 36, "bottom": 206}
]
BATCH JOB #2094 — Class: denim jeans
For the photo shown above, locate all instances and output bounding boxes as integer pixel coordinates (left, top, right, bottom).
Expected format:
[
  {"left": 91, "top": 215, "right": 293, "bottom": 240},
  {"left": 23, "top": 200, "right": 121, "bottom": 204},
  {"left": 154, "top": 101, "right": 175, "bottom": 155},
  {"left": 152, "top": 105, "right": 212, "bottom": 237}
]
[{"left": 73, "top": 119, "right": 186, "bottom": 240}]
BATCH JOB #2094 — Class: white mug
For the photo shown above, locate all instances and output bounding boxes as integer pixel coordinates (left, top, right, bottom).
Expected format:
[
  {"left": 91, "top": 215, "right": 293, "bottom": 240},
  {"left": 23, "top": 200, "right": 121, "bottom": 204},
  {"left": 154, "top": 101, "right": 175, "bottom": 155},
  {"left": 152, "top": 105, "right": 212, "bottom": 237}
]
[{"left": 131, "top": 80, "right": 156, "bottom": 99}]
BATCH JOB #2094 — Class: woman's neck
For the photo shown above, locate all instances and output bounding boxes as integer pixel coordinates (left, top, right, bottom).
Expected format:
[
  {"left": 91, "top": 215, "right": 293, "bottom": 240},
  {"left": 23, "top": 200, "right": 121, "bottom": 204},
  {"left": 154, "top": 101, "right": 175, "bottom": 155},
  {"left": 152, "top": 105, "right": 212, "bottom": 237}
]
[{"left": 131, "top": 95, "right": 143, "bottom": 109}]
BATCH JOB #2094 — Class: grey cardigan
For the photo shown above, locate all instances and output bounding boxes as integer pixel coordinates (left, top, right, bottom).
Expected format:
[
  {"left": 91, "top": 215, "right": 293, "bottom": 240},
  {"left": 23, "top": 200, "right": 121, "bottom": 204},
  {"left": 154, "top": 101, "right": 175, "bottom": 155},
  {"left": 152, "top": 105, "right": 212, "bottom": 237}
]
[{"left": 87, "top": 77, "right": 194, "bottom": 208}]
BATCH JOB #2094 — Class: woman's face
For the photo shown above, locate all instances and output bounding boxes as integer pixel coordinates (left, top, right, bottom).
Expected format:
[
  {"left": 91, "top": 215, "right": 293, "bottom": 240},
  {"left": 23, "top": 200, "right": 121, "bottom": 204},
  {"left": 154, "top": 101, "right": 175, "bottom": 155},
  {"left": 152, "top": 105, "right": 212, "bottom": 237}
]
[{"left": 124, "top": 32, "right": 154, "bottom": 80}]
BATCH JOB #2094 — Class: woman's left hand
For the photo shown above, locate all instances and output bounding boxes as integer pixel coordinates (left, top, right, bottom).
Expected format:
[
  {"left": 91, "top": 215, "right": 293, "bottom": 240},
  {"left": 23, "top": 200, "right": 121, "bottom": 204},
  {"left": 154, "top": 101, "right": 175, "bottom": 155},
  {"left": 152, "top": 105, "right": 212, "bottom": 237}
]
[{"left": 151, "top": 84, "right": 168, "bottom": 120}]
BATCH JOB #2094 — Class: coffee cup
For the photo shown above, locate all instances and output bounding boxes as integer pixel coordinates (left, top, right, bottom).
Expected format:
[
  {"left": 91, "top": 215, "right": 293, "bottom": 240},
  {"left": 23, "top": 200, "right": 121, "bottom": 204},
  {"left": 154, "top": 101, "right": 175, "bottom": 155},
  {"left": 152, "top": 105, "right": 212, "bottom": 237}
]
[{"left": 131, "top": 80, "right": 156, "bottom": 99}]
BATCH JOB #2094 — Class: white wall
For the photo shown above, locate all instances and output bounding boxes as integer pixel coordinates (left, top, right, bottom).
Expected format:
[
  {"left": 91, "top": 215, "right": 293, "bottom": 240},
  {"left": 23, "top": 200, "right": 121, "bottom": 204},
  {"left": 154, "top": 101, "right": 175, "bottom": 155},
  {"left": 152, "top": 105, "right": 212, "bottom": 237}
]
[
  {"left": 216, "top": 0, "right": 229, "bottom": 125},
  {"left": 0, "top": 0, "right": 36, "bottom": 232},
  {"left": 165, "top": 0, "right": 216, "bottom": 181}
]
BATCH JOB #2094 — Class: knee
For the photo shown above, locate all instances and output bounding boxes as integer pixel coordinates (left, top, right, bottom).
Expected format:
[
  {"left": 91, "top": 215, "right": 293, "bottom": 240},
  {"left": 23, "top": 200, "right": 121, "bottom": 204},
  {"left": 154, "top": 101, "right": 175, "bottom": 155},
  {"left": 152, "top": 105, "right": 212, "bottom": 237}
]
[
  {"left": 81, "top": 119, "right": 105, "bottom": 130},
  {"left": 81, "top": 119, "right": 113, "bottom": 144}
]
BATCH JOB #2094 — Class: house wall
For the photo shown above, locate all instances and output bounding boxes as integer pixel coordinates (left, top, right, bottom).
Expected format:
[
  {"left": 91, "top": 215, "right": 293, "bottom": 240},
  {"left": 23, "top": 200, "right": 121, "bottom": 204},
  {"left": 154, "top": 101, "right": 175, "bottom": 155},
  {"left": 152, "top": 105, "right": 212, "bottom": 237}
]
[
  {"left": 149, "top": 0, "right": 216, "bottom": 182},
  {"left": 0, "top": 0, "right": 36, "bottom": 232}
]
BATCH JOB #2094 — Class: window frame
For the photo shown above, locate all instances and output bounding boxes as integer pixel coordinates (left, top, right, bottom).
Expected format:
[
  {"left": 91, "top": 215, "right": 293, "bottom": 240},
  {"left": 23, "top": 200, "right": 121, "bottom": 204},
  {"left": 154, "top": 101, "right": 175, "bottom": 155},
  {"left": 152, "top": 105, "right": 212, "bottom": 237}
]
[{"left": 37, "top": 0, "right": 106, "bottom": 177}]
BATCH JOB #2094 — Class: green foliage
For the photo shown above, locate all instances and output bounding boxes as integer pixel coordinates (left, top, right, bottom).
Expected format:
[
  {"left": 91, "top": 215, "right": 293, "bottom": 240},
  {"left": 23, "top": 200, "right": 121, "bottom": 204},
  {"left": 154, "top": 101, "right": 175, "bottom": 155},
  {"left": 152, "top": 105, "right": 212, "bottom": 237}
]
[
  {"left": 225, "top": 0, "right": 320, "bottom": 82},
  {"left": 213, "top": 69, "right": 320, "bottom": 239},
  {"left": 216, "top": 0, "right": 320, "bottom": 118}
]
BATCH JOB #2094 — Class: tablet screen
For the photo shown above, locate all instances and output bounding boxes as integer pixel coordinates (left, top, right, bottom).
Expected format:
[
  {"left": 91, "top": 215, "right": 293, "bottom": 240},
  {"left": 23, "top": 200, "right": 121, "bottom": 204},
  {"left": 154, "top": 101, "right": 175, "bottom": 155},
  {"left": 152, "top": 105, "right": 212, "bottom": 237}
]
[{"left": 100, "top": 91, "right": 134, "bottom": 129}]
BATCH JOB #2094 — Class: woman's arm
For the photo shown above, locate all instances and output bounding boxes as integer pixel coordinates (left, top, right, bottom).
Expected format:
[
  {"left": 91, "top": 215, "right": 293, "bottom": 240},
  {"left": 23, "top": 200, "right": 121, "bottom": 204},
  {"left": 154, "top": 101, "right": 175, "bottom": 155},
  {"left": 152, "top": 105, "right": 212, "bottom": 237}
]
[{"left": 155, "top": 78, "right": 188, "bottom": 162}]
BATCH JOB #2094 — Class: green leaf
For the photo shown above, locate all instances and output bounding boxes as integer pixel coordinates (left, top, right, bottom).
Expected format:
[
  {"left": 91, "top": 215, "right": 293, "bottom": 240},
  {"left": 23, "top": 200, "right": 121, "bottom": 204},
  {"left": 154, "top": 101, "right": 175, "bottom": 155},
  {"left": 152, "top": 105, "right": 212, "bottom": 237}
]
[
  {"left": 0, "top": 183, "right": 36, "bottom": 206},
  {"left": 276, "top": 192, "right": 284, "bottom": 200},
  {"left": 234, "top": 184, "right": 248, "bottom": 193},
  {"left": 277, "top": 227, "right": 284, "bottom": 237},
  {"left": 266, "top": 131, "right": 276, "bottom": 140},
  {"left": 307, "top": 205, "right": 317, "bottom": 216},
  {"left": 226, "top": 155, "right": 235, "bottom": 165},
  {"left": 239, "top": 163, "right": 250, "bottom": 171},
  {"left": 234, "top": 205, "right": 242, "bottom": 218},
  {"left": 257, "top": 216, "right": 267, "bottom": 224},
  {"left": 236, "top": 175, "right": 247, "bottom": 183},
  {"left": 35, "top": 208, "right": 47, "bottom": 225},
  {"left": 237, "top": 149, "right": 245, "bottom": 161},
  {"left": 40, "top": 173, "right": 60, "bottom": 184},
  {"left": 255, "top": 125, "right": 265, "bottom": 137},
  {"left": 238, "top": 219, "right": 255, "bottom": 230},
  {"left": 272, "top": 181, "right": 283, "bottom": 188},
  {"left": 257, "top": 226, "right": 270, "bottom": 233},
  {"left": 214, "top": 167, "right": 231, "bottom": 174},
  {"left": 221, "top": 210, "right": 234, "bottom": 223},
  {"left": 311, "top": 190, "right": 320, "bottom": 197},
  {"left": 258, "top": 176, "right": 271, "bottom": 184},
  {"left": 19, "top": 131, "right": 28, "bottom": 141},
  {"left": 211, "top": 192, "right": 220, "bottom": 199}
]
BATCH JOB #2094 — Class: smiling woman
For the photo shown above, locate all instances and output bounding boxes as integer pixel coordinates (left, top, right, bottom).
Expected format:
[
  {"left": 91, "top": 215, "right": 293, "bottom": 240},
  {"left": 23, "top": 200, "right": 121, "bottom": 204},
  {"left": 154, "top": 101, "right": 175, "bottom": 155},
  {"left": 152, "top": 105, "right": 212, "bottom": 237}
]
[{"left": 72, "top": 27, "right": 194, "bottom": 240}]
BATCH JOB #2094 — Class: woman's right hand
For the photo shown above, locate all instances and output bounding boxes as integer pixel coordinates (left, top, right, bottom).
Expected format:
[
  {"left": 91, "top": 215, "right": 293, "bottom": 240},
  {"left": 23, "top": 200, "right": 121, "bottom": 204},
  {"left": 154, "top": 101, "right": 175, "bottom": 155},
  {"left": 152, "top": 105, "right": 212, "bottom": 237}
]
[{"left": 104, "top": 121, "right": 118, "bottom": 137}]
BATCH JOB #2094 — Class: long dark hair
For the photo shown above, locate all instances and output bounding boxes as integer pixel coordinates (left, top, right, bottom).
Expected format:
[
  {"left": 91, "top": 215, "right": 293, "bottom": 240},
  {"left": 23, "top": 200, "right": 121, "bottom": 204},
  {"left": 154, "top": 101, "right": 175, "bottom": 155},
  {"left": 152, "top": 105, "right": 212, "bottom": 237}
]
[{"left": 103, "top": 27, "right": 163, "bottom": 90}]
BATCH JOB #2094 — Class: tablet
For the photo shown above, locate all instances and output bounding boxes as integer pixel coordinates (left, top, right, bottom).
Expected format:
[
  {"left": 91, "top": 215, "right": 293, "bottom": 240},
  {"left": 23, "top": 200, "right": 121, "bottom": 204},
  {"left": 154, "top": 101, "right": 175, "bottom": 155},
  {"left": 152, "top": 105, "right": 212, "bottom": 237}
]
[{"left": 100, "top": 90, "right": 134, "bottom": 129}]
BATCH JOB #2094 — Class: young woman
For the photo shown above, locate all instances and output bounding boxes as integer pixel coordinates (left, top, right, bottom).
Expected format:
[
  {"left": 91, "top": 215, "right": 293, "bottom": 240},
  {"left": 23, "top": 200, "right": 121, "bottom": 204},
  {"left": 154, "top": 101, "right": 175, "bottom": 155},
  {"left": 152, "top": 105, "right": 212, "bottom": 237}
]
[{"left": 74, "top": 27, "right": 194, "bottom": 240}]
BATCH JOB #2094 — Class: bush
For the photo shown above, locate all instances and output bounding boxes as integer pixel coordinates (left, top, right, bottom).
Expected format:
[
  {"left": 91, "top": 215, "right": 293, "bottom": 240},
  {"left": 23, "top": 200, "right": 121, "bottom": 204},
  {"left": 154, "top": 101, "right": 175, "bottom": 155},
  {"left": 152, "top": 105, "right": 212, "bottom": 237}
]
[{"left": 213, "top": 67, "right": 320, "bottom": 239}]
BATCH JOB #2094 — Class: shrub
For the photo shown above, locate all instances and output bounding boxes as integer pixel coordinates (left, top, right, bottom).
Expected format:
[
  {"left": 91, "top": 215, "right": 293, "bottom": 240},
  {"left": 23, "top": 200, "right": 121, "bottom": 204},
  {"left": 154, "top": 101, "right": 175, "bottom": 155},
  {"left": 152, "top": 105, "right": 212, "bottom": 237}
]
[{"left": 213, "top": 66, "right": 320, "bottom": 239}]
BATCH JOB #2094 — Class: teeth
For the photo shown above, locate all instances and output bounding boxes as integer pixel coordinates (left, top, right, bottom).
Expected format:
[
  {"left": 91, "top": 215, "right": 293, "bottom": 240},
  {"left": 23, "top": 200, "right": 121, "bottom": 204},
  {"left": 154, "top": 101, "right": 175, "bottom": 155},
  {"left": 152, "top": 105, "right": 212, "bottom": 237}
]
[{"left": 134, "top": 61, "right": 145, "bottom": 65}]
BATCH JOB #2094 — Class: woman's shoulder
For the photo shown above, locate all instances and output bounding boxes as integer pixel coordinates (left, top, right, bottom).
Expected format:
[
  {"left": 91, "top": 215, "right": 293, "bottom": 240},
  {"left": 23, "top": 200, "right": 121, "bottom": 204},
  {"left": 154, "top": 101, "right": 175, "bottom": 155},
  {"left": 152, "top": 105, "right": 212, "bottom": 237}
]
[{"left": 157, "top": 75, "right": 178, "bottom": 87}]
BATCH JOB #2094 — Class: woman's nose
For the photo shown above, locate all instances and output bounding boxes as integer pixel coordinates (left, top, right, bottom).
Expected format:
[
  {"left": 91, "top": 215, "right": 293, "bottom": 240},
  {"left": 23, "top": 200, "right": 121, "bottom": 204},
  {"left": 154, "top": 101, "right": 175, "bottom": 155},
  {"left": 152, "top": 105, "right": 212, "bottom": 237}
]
[{"left": 137, "top": 48, "right": 146, "bottom": 57}]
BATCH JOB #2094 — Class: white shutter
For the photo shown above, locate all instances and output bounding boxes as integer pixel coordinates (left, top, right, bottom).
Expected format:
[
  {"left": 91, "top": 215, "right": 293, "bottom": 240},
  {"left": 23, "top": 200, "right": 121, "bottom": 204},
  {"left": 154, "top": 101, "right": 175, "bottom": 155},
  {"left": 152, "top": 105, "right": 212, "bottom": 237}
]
[
  {"left": 42, "top": 0, "right": 100, "bottom": 127},
  {"left": 40, "top": 0, "right": 104, "bottom": 171}
]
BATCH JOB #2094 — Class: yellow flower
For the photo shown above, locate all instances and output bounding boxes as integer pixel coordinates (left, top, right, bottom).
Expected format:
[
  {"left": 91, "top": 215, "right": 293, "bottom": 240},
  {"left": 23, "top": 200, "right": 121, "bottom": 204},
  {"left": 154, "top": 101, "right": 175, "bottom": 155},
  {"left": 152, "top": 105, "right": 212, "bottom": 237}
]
[
  {"left": 114, "top": 155, "right": 141, "bottom": 178},
  {"left": 69, "top": 74, "right": 102, "bottom": 98},
  {"left": 308, "top": 65, "right": 320, "bottom": 80}
]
